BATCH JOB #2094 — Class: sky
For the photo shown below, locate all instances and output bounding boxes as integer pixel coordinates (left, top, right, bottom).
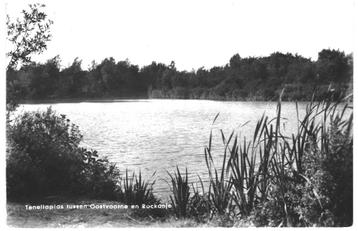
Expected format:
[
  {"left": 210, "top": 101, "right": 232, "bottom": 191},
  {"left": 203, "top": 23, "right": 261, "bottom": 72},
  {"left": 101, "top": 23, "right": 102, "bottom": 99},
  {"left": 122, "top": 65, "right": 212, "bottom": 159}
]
[{"left": 4, "top": 0, "right": 356, "bottom": 71}]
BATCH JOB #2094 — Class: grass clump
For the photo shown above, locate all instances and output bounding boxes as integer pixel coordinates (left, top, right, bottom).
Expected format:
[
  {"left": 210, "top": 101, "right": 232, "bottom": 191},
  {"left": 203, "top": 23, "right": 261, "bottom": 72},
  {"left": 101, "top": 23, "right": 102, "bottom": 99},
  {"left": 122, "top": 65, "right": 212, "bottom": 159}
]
[
  {"left": 117, "top": 169, "right": 158, "bottom": 206},
  {"left": 167, "top": 167, "right": 190, "bottom": 218},
  {"left": 117, "top": 170, "right": 168, "bottom": 219}
]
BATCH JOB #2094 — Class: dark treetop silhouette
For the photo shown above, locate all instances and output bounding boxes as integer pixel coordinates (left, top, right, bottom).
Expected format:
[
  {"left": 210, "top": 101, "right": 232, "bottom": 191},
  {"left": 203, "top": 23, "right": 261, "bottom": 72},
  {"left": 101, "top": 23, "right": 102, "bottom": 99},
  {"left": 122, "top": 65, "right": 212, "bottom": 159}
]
[{"left": 7, "top": 49, "right": 352, "bottom": 102}]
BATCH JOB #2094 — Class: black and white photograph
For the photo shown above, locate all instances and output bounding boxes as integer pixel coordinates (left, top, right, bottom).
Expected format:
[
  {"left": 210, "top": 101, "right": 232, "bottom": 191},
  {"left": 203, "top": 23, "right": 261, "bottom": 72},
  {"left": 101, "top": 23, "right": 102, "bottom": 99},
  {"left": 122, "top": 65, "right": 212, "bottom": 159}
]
[{"left": 3, "top": 0, "right": 355, "bottom": 228}]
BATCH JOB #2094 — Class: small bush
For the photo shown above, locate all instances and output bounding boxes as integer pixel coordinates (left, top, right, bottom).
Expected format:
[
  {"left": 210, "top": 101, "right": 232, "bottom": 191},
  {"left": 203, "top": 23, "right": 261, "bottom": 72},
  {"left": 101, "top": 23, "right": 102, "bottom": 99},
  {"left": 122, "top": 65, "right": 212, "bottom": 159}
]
[
  {"left": 79, "top": 148, "right": 120, "bottom": 200},
  {"left": 188, "top": 178, "right": 212, "bottom": 223}
]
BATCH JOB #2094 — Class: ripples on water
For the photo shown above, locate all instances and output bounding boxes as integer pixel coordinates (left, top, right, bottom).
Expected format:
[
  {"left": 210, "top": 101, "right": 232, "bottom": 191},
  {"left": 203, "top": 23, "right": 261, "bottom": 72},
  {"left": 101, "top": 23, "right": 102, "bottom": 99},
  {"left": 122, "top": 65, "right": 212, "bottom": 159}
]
[{"left": 19, "top": 99, "right": 315, "bottom": 199}]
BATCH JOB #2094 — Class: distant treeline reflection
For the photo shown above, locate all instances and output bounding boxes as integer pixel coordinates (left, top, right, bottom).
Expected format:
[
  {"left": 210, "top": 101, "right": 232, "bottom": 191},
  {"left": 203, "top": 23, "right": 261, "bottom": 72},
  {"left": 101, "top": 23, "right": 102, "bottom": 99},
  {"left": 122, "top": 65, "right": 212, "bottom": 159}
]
[{"left": 7, "top": 49, "right": 352, "bottom": 102}]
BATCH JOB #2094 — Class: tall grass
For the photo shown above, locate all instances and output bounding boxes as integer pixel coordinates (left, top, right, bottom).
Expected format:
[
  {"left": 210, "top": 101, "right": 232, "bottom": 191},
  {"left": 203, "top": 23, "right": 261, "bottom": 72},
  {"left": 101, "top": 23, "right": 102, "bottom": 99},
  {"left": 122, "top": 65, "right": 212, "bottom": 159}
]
[
  {"left": 167, "top": 167, "right": 190, "bottom": 218},
  {"left": 204, "top": 115, "right": 234, "bottom": 217},
  {"left": 117, "top": 169, "right": 158, "bottom": 206},
  {"left": 170, "top": 90, "right": 353, "bottom": 226}
]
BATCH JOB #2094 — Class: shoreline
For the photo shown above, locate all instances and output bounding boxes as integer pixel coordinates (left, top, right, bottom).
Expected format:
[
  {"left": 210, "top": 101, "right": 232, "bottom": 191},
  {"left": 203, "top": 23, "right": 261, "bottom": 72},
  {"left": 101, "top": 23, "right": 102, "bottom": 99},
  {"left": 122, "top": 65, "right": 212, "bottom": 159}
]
[{"left": 18, "top": 97, "right": 317, "bottom": 105}]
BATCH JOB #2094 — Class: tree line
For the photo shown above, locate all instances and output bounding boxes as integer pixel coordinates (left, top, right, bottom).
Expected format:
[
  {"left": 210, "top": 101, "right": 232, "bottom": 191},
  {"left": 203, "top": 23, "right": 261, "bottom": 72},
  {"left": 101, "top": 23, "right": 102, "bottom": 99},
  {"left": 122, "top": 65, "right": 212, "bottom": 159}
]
[{"left": 7, "top": 49, "right": 352, "bottom": 102}]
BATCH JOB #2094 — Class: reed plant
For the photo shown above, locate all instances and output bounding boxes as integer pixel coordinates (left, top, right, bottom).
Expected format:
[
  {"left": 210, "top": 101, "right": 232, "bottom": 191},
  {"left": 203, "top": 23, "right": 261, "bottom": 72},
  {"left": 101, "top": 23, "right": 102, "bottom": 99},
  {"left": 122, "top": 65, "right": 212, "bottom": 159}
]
[
  {"left": 195, "top": 90, "right": 353, "bottom": 226},
  {"left": 117, "top": 169, "right": 158, "bottom": 206},
  {"left": 167, "top": 167, "right": 190, "bottom": 218},
  {"left": 204, "top": 115, "right": 234, "bottom": 217}
]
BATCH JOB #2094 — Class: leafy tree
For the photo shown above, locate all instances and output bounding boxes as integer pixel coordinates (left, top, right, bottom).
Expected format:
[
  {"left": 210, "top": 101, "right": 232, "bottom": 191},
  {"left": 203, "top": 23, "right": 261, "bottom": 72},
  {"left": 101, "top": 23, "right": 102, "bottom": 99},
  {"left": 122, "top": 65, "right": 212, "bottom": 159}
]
[
  {"left": 316, "top": 49, "right": 350, "bottom": 83},
  {"left": 140, "top": 62, "right": 168, "bottom": 89},
  {"left": 229, "top": 53, "right": 242, "bottom": 68},
  {"left": 6, "top": 3, "right": 53, "bottom": 70},
  {"left": 100, "top": 57, "right": 118, "bottom": 91},
  {"left": 116, "top": 60, "right": 141, "bottom": 93},
  {"left": 6, "top": 3, "right": 53, "bottom": 111},
  {"left": 86, "top": 60, "right": 106, "bottom": 96},
  {"left": 28, "top": 56, "right": 61, "bottom": 99},
  {"left": 58, "top": 58, "right": 86, "bottom": 97}
]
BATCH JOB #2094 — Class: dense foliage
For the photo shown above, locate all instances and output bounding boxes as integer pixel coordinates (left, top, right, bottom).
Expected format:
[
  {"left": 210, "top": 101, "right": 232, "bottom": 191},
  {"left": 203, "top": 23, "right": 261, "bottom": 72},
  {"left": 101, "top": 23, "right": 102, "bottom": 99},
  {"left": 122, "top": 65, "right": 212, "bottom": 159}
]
[
  {"left": 7, "top": 49, "right": 352, "bottom": 102},
  {"left": 6, "top": 108, "right": 120, "bottom": 201}
]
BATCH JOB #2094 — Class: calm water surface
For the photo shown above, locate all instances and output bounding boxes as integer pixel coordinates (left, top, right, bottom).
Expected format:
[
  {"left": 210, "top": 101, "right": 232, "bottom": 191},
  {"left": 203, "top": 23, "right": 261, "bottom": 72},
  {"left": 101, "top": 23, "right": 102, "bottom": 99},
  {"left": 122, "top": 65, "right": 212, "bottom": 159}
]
[{"left": 19, "top": 99, "right": 312, "bottom": 198}]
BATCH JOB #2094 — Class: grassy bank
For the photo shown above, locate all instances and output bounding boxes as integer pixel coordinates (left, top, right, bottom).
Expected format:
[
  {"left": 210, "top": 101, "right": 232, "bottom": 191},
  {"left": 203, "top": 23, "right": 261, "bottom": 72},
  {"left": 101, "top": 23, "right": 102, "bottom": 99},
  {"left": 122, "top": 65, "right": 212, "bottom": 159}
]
[{"left": 7, "top": 200, "right": 244, "bottom": 228}]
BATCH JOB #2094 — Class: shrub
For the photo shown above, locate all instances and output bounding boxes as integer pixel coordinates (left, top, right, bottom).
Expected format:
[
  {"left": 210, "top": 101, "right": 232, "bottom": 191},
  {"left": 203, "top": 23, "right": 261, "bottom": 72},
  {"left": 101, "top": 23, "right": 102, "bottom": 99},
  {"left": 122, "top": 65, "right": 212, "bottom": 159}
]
[{"left": 6, "top": 107, "right": 120, "bottom": 201}]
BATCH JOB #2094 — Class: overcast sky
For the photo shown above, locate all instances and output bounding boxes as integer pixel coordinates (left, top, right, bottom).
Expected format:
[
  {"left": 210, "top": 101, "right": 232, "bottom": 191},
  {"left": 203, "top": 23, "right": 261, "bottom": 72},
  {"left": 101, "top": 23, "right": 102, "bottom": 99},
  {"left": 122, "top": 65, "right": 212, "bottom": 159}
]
[{"left": 4, "top": 0, "right": 355, "bottom": 71}]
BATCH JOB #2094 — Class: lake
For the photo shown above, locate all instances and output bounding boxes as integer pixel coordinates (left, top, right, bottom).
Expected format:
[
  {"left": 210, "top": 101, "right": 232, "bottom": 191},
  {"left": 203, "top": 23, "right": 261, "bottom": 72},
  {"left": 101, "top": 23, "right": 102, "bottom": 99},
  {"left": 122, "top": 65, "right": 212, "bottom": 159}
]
[{"left": 18, "top": 99, "right": 313, "bottom": 198}]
